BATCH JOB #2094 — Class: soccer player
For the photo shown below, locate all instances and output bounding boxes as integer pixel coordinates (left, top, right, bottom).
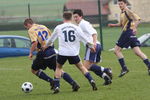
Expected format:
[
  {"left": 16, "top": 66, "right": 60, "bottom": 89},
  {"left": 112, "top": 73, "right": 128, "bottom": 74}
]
[
  {"left": 73, "top": 9, "right": 112, "bottom": 85},
  {"left": 45, "top": 12, "right": 98, "bottom": 94},
  {"left": 24, "top": 18, "right": 80, "bottom": 91},
  {"left": 108, "top": 0, "right": 150, "bottom": 77}
]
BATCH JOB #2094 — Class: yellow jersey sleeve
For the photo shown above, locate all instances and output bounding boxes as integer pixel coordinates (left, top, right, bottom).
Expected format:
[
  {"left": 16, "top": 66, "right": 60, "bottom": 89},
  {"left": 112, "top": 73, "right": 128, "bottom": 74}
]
[
  {"left": 28, "top": 30, "right": 37, "bottom": 42},
  {"left": 47, "top": 29, "right": 52, "bottom": 36},
  {"left": 127, "top": 10, "right": 141, "bottom": 21}
]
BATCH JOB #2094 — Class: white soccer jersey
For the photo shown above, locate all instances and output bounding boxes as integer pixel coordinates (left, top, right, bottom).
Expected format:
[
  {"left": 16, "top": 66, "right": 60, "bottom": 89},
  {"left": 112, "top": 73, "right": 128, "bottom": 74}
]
[
  {"left": 79, "top": 19, "right": 99, "bottom": 44},
  {"left": 46, "top": 22, "right": 91, "bottom": 56}
]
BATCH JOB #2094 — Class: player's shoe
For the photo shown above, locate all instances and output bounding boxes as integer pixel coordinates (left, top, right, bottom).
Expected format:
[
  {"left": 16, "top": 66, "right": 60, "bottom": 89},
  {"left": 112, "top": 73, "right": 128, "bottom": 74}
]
[
  {"left": 53, "top": 87, "right": 60, "bottom": 94},
  {"left": 103, "top": 74, "right": 112, "bottom": 85},
  {"left": 50, "top": 81, "right": 54, "bottom": 90},
  {"left": 72, "top": 82, "right": 80, "bottom": 92},
  {"left": 118, "top": 68, "right": 129, "bottom": 77},
  {"left": 104, "top": 68, "right": 113, "bottom": 79},
  {"left": 90, "top": 80, "right": 98, "bottom": 91}
]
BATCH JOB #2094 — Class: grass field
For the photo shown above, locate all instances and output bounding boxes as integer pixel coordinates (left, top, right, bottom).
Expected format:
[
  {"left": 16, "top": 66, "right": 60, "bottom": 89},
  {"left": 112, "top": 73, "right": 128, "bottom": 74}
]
[{"left": 0, "top": 24, "right": 150, "bottom": 100}]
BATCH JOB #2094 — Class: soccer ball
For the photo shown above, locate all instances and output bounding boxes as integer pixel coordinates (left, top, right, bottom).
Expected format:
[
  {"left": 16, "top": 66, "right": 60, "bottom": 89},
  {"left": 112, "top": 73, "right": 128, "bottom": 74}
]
[{"left": 21, "top": 82, "right": 33, "bottom": 93}]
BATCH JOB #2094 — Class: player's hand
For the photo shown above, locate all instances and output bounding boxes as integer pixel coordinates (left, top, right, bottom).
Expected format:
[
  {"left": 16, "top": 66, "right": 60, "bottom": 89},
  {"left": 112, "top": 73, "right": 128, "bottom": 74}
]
[
  {"left": 93, "top": 43, "right": 97, "bottom": 50},
  {"left": 108, "top": 24, "right": 114, "bottom": 27},
  {"left": 90, "top": 47, "right": 96, "bottom": 53},
  {"left": 28, "top": 53, "right": 33, "bottom": 60}
]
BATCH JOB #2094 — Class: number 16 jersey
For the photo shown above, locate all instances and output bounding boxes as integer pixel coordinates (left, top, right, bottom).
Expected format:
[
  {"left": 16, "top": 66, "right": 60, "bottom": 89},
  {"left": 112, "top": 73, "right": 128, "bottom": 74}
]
[
  {"left": 28, "top": 24, "right": 52, "bottom": 50},
  {"left": 47, "top": 22, "right": 91, "bottom": 56}
]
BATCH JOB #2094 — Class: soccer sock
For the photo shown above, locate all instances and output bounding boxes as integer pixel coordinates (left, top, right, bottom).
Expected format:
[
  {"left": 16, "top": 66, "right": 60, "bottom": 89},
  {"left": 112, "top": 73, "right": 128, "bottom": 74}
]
[
  {"left": 61, "top": 72, "right": 75, "bottom": 85},
  {"left": 118, "top": 58, "right": 127, "bottom": 70},
  {"left": 53, "top": 78, "right": 60, "bottom": 88},
  {"left": 84, "top": 72, "right": 94, "bottom": 82},
  {"left": 89, "top": 64, "right": 103, "bottom": 78},
  {"left": 143, "top": 59, "right": 150, "bottom": 68},
  {"left": 36, "top": 70, "right": 53, "bottom": 83}
]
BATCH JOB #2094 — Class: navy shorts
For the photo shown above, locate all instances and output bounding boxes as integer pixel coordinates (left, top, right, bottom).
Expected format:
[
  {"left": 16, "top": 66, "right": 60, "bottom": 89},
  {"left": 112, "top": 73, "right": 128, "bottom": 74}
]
[
  {"left": 116, "top": 29, "right": 141, "bottom": 48},
  {"left": 84, "top": 43, "right": 101, "bottom": 63},
  {"left": 57, "top": 55, "right": 81, "bottom": 65},
  {"left": 32, "top": 46, "right": 57, "bottom": 71}
]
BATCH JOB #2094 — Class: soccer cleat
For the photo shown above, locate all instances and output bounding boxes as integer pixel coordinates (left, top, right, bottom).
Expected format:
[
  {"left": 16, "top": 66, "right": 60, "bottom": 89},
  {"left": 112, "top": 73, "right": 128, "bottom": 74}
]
[
  {"left": 50, "top": 81, "right": 54, "bottom": 90},
  {"left": 53, "top": 87, "right": 60, "bottom": 94},
  {"left": 90, "top": 80, "right": 98, "bottom": 91},
  {"left": 104, "top": 68, "right": 113, "bottom": 79},
  {"left": 148, "top": 68, "right": 150, "bottom": 75},
  {"left": 103, "top": 74, "right": 112, "bottom": 85},
  {"left": 72, "top": 82, "right": 80, "bottom": 92},
  {"left": 118, "top": 69, "right": 129, "bottom": 77}
]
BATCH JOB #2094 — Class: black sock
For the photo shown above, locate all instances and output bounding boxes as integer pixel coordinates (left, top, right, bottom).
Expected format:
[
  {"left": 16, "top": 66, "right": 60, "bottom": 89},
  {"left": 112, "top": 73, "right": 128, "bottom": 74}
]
[
  {"left": 62, "top": 72, "right": 75, "bottom": 85},
  {"left": 36, "top": 70, "right": 53, "bottom": 83},
  {"left": 118, "top": 58, "right": 127, "bottom": 70},
  {"left": 143, "top": 59, "right": 150, "bottom": 69},
  {"left": 89, "top": 64, "right": 103, "bottom": 78}
]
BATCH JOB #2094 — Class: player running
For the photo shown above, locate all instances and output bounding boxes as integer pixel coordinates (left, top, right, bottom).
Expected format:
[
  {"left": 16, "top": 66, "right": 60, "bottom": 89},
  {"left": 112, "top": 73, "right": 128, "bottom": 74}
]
[
  {"left": 45, "top": 12, "right": 98, "bottom": 94},
  {"left": 24, "top": 18, "right": 80, "bottom": 91},
  {"left": 73, "top": 9, "right": 112, "bottom": 85},
  {"left": 108, "top": 0, "right": 150, "bottom": 77}
]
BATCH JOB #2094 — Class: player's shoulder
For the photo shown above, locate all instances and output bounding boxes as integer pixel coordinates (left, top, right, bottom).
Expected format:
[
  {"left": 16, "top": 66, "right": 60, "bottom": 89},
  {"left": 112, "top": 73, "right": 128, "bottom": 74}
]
[
  {"left": 80, "top": 19, "right": 90, "bottom": 25},
  {"left": 126, "top": 8, "right": 135, "bottom": 15}
]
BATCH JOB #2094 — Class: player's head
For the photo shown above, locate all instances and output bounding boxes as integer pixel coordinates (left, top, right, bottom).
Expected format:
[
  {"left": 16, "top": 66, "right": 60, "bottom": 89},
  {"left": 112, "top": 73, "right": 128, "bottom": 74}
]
[
  {"left": 24, "top": 18, "right": 34, "bottom": 29},
  {"left": 73, "top": 9, "right": 83, "bottom": 24},
  {"left": 63, "top": 11, "right": 72, "bottom": 21},
  {"left": 118, "top": 0, "right": 127, "bottom": 10}
]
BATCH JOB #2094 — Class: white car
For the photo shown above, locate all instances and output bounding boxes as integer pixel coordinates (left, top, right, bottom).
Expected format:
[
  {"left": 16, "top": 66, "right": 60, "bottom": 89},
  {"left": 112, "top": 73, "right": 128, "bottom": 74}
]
[{"left": 109, "top": 33, "right": 150, "bottom": 51}]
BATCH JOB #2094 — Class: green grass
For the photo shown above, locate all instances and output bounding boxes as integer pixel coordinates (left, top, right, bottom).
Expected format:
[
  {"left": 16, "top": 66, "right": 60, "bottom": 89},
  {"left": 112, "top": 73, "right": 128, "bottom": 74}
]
[
  {"left": 0, "top": 24, "right": 150, "bottom": 100},
  {"left": 0, "top": 48, "right": 150, "bottom": 100}
]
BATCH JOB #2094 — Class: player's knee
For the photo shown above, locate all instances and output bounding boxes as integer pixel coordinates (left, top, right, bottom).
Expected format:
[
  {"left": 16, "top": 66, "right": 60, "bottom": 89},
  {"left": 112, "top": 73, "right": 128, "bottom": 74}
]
[
  {"left": 31, "top": 69, "right": 38, "bottom": 75},
  {"left": 114, "top": 50, "right": 118, "bottom": 55}
]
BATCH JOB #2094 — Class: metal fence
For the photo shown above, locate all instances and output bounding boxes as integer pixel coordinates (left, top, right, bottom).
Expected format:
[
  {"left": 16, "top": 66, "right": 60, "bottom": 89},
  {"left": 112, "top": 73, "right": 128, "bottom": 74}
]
[{"left": 0, "top": 0, "right": 67, "bottom": 25}]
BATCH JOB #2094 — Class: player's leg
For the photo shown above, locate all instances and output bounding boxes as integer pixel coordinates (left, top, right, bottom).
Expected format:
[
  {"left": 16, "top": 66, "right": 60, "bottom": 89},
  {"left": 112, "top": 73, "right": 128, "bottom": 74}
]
[
  {"left": 48, "top": 56, "right": 80, "bottom": 91},
  {"left": 114, "top": 45, "right": 129, "bottom": 77},
  {"left": 132, "top": 47, "right": 150, "bottom": 75},
  {"left": 84, "top": 44, "right": 112, "bottom": 84},
  {"left": 53, "top": 63, "right": 63, "bottom": 94},
  {"left": 84, "top": 61, "right": 112, "bottom": 85},
  {"left": 31, "top": 57, "right": 53, "bottom": 84},
  {"left": 61, "top": 70, "right": 80, "bottom": 92},
  {"left": 75, "top": 62, "right": 97, "bottom": 90},
  {"left": 52, "top": 55, "right": 67, "bottom": 94}
]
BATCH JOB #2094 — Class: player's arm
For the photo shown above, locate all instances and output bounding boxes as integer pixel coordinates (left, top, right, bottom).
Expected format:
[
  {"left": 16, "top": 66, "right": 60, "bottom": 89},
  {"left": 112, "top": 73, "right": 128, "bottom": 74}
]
[
  {"left": 127, "top": 10, "right": 141, "bottom": 34},
  {"left": 77, "top": 27, "right": 95, "bottom": 52},
  {"left": 29, "top": 41, "right": 38, "bottom": 59},
  {"left": 92, "top": 34, "right": 97, "bottom": 44},
  {"left": 108, "top": 14, "right": 122, "bottom": 27},
  {"left": 108, "top": 23, "right": 121, "bottom": 27},
  {"left": 28, "top": 31, "right": 38, "bottom": 59},
  {"left": 44, "top": 27, "right": 58, "bottom": 49},
  {"left": 81, "top": 22, "right": 97, "bottom": 49}
]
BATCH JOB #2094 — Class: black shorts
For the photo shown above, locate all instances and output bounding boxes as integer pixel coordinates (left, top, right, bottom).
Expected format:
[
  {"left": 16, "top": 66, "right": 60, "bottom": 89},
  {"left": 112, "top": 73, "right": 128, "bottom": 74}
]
[
  {"left": 116, "top": 29, "right": 141, "bottom": 48},
  {"left": 57, "top": 55, "right": 81, "bottom": 65},
  {"left": 32, "top": 46, "right": 56, "bottom": 71}
]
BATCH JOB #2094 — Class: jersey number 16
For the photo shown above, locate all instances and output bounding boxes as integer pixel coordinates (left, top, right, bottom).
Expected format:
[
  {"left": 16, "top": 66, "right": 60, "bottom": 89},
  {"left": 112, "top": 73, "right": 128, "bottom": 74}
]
[{"left": 63, "top": 30, "right": 76, "bottom": 42}]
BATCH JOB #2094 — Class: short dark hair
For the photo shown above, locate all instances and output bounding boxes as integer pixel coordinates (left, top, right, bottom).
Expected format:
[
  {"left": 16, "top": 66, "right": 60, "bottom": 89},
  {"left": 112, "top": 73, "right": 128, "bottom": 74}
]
[
  {"left": 63, "top": 11, "right": 72, "bottom": 20},
  {"left": 118, "top": 0, "right": 127, "bottom": 3},
  {"left": 73, "top": 9, "right": 83, "bottom": 17},
  {"left": 24, "top": 18, "right": 34, "bottom": 26}
]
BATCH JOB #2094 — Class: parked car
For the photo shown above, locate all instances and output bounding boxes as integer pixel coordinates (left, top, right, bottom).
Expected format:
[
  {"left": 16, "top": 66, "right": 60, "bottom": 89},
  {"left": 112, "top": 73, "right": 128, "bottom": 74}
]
[
  {"left": 138, "top": 33, "right": 150, "bottom": 47},
  {"left": 109, "top": 33, "right": 150, "bottom": 51},
  {"left": 0, "top": 35, "right": 35, "bottom": 58}
]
